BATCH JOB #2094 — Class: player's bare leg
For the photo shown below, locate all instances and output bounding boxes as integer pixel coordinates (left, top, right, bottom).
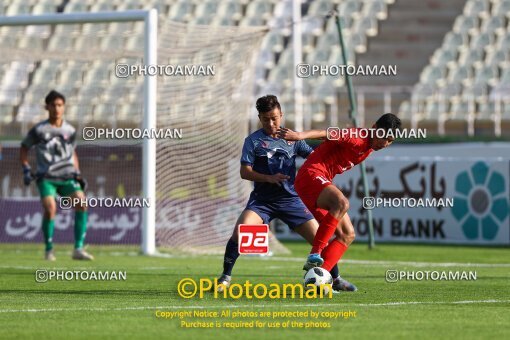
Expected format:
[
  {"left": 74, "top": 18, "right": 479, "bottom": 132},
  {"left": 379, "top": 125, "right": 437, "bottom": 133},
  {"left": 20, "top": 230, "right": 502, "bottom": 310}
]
[
  {"left": 294, "top": 219, "right": 341, "bottom": 285},
  {"left": 41, "top": 196, "right": 57, "bottom": 261},
  {"left": 70, "top": 190, "right": 93, "bottom": 260},
  {"left": 293, "top": 219, "right": 318, "bottom": 244},
  {"left": 304, "top": 185, "right": 349, "bottom": 269},
  {"left": 323, "top": 213, "right": 357, "bottom": 291},
  {"left": 216, "top": 210, "right": 263, "bottom": 292}
]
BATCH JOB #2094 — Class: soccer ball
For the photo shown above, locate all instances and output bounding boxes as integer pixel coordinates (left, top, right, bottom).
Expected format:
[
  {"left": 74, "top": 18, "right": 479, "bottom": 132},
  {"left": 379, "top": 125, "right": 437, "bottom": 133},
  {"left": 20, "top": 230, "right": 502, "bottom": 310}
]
[{"left": 303, "top": 267, "right": 333, "bottom": 294}]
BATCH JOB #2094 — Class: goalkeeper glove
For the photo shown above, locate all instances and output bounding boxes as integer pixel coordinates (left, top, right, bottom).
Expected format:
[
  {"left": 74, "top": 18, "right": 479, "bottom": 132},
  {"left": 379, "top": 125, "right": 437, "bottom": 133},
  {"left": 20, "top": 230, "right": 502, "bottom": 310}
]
[
  {"left": 74, "top": 172, "right": 88, "bottom": 191},
  {"left": 22, "top": 165, "right": 33, "bottom": 186}
]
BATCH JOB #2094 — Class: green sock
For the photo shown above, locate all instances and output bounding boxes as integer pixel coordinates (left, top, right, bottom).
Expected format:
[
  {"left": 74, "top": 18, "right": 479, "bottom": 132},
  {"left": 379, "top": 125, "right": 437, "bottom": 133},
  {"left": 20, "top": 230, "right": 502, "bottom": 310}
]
[
  {"left": 42, "top": 218, "right": 55, "bottom": 251},
  {"left": 74, "top": 211, "right": 88, "bottom": 249}
]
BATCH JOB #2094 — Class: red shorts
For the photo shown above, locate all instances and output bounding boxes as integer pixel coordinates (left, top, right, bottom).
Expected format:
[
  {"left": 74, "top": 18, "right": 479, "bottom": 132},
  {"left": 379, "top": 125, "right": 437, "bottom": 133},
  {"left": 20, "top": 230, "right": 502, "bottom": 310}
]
[{"left": 294, "top": 168, "right": 332, "bottom": 223}]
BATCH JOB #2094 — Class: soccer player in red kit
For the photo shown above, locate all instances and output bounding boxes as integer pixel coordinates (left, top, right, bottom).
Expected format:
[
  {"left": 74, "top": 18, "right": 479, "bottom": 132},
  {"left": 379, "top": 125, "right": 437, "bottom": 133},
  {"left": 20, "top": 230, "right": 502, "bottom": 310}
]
[{"left": 279, "top": 113, "right": 401, "bottom": 287}]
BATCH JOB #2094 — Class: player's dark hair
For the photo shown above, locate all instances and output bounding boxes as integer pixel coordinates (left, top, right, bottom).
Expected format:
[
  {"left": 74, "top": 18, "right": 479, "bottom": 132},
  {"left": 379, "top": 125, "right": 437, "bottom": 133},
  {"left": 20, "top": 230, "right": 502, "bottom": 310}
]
[
  {"left": 45, "top": 90, "right": 66, "bottom": 105},
  {"left": 375, "top": 113, "right": 401, "bottom": 133},
  {"left": 256, "top": 95, "right": 281, "bottom": 114}
]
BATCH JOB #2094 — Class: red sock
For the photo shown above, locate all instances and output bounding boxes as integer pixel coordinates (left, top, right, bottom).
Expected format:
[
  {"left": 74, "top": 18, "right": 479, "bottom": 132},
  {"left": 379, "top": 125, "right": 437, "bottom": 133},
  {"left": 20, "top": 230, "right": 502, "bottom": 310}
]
[
  {"left": 311, "top": 212, "right": 339, "bottom": 254},
  {"left": 322, "top": 239, "right": 348, "bottom": 271}
]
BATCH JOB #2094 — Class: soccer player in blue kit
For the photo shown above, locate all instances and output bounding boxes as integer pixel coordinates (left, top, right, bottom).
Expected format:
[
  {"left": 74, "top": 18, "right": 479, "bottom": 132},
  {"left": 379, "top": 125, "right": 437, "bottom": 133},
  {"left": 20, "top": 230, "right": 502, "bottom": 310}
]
[{"left": 215, "top": 95, "right": 356, "bottom": 292}]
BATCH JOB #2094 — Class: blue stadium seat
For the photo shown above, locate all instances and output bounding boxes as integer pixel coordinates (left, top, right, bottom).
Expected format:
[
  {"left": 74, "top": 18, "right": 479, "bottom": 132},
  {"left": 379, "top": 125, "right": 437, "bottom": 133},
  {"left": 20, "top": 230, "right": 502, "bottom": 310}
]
[
  {"left": 195, "top": 1, "right": 220, "bottom": 20},
  {"left": 312, "top": 78, "right": 336, "bottom": 104},
  {"left": 328, "top": 46, "right": 353, "bottom": 75},
  {"left": 495, "top": 33, "right": 510, "bottom": 51},
  {"left": 89, "top": 2, "right": 115, "bottom": 12},
  {"left": 338, "top": 0, "right": 362, "bottom": 19},
  {"left": 302, "top": 17, "right": 324, "bottom": 36},
  {"left": 261, "top": 31, "right": 284, "bottom": 53},
  {"left": 480, "top": 15, "right": 506, "bottom": 34},
  {"left": 307, "top": 0, "right": 334, "bottom": 17},
  {"left": 353, "top": 16, "right": 378, "bottom": 37},
  {"left": 398, "top": 100, "right": 412, "bottom": 120},
  {"left": 64, "top": 1, "right": 89, "bottom": 13},
  {"left": 443, "top": 31, "right": 469, "bottom": 47},
  {"left": 446, "top": 65, "right": 473, "bottom": 86},
  {"left": 169, "top": 1, "right": 194, "bottom": 22},
  {"left": 273, "top": 0, "right": 292, "bottom": 21},
  {"left": 316, "top": 32, "right": 339, "bottom": 55},
  {"left": 5, "top": 3, "right": 31, "bottom": 15},
  {"left": 457, "top": 48, "right": 484, "bottom": 67},
  {"left": 453, "top": 15, "right": 479, "bottom": 34},
  {"left": 484, "top": 49, "right": 509, "bottom": 67},
  {"left": 217, "top": 1, "right": 243, "bottom": 21},
  {"left": 277, "top": 48, "right": 294, "bottom": 67},
  {"left": 419, "top": 65, "right": 447, "bottom": 86},
  {"left": 363, "top": 0, "right": 388, "bottom": 20},
  {"left": 239, "top": 16, "right": 265, "bottom": 26},
  {"left": 32, "top": 3, "right": 58, "bottom": 14},
  {"left": 267, "top": 65, "right": 292, "bottom": 89},
  {"left": 470, "top": 32, "right": 495, "bottom": 50},
  {"left": 449, "top": 98, "right": 471, "bottom": 119},
  {"left": 306, "top": 48, "right": 330, "bottom": 64},
  {"left": 430, "top": 48, "right": 458, "bottom": 67},
  {"left": 496, "top": 66, "right": 510, "bottom": 85},
  {"left": 245, "top": 0, "right": 273, "bottom": 21},
  {"left": 473, "top": 65, "right": 499, "bottom": 86},
  {"left": 463, "top": 0, "right": 490, "bottom": 18},
  {"left": 210, "top": 16, "right": 236, "bottom": 26},
  {"left": 491, "top": 0, "right": 510, "bottom": 15},
  {"left": 349, "top": 31, "right": 368, "bottom": 54}
]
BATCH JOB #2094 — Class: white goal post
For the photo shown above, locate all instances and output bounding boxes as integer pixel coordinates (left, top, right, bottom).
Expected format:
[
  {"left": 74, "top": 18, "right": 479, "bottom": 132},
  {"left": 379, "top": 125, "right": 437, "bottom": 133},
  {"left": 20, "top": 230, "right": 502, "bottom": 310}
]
[
  {"left": 0, "top": 10, "right": 289, "bottom": 257},
  {"left": 0, "top": 10, "right": 158, "bottom": 255}
]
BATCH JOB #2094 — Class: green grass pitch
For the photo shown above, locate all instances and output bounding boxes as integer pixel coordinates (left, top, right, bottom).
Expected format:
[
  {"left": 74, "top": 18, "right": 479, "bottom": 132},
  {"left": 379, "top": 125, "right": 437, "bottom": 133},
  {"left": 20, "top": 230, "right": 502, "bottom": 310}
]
[{"left": 0, "top": 242, "right": 509, "bottom": 339}]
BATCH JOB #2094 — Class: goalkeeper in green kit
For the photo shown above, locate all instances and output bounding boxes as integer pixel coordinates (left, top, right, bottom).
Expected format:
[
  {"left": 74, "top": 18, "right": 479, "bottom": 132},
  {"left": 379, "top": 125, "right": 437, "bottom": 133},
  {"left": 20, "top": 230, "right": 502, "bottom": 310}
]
[{"left": 20, "top": 90, "right": 93, "bottom": 261}]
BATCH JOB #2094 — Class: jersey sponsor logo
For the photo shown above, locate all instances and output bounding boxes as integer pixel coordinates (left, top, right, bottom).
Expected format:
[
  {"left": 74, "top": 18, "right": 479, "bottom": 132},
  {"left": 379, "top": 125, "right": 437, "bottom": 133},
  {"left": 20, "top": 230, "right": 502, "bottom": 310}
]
[
  {"left": 238, "top": 224, "right": 269, "bottom": 254},
  {"left": 316, "top": 176, "right": 331, "bottom": 185},
  {"left": 340, "top": 161, "right": 355, "bottom": 172}
]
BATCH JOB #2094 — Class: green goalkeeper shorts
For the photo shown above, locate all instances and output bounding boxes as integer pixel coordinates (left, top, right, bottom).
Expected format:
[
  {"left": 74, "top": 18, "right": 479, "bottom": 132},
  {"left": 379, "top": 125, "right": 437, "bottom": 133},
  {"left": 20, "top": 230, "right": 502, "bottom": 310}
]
[{"left": 37, "top": 179, "right": 83, "bottom": 199}]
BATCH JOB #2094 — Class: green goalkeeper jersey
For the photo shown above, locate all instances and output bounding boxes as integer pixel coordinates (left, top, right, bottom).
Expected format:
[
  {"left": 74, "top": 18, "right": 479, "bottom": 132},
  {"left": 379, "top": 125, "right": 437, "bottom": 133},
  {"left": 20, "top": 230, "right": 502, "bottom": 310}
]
[{"left": 21, "top": 119, "right": 77, "bottom": 180}]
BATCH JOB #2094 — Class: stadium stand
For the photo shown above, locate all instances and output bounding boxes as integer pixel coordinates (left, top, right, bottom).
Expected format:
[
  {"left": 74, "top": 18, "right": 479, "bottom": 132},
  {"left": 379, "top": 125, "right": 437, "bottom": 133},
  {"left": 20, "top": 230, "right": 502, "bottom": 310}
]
[
  {"left": 0, "top": 0, "right": 392, "bottom": 133},
  {"left": 1, "top": 0, "right": 509, "bottom": 136},
  {"left": 399, "top": 0, "right": 510, "bottom": 136}
]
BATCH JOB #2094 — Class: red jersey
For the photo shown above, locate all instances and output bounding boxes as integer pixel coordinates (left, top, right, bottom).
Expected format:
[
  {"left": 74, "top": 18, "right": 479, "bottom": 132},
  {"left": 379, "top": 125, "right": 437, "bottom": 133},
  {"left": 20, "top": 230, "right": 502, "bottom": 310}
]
[{"left": 301, "top": 128, "right": 373, "bottom": 180}]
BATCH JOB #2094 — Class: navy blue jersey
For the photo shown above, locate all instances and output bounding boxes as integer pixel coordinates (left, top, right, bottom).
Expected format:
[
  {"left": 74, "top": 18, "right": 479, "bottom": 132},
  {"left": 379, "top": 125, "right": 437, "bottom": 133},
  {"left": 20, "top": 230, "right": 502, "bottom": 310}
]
[{"left": 240, "top": 128, "right": 313, "bottom": 200}]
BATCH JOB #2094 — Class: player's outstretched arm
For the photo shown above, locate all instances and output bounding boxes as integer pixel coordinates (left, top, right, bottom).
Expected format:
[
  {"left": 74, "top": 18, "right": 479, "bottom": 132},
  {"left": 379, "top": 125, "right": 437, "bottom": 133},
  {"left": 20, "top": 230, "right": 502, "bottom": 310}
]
[
  {"left": 277, "top": 128, "right": 326, "bottom": 141},
  {"left": 240, "top": 165, "right": 289, "bottom": 186}
]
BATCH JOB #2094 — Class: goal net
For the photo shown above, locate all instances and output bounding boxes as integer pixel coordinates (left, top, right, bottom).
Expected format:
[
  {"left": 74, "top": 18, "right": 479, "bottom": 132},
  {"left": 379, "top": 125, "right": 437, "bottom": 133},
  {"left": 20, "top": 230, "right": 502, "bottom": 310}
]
[{"left": 0, "top": 11, "right": 290, "bottom": 255}]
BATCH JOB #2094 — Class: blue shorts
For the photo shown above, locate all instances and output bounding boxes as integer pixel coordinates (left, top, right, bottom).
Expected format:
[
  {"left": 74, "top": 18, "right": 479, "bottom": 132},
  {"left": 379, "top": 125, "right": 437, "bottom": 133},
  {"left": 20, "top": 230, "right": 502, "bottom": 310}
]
[{"left": 245, "top": 193, "right": 315, "bottom": 229}]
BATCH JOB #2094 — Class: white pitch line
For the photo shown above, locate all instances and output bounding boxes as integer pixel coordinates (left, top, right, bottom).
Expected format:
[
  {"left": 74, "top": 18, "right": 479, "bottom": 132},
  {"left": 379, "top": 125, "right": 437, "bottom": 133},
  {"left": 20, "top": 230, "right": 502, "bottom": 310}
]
[
  {"left": 149, "top": 253, "right": 510, "bottom": 268},
  {"left": 1, "top": 250, "right": 509, "bottom": 268},
  {"left": 0, "top": 300, "right": 509, "bottom": 314},
  {"left": 342, "top": 259, "right": 510, "bottom": 268},
  {"left": 1, "top": 256, "right": 510, "bottom": 272},
  {"left": 244, "top": 257, "right": 510, "bottom": 268}
]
